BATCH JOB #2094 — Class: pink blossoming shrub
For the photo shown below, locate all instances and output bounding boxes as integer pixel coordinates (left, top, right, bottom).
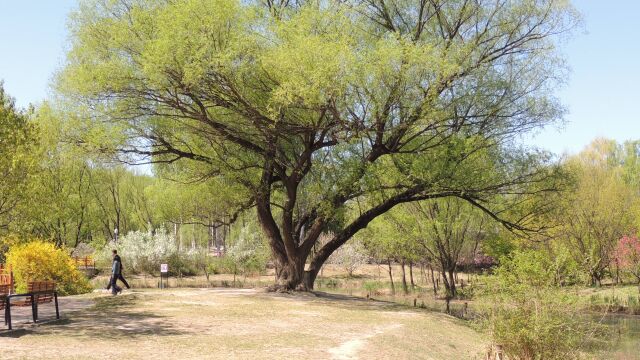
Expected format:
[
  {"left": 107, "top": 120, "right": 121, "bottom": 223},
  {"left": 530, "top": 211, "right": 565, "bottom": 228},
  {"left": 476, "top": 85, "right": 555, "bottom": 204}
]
[{"left": 614, "top": 235, "right": 640, "bottom": 283}]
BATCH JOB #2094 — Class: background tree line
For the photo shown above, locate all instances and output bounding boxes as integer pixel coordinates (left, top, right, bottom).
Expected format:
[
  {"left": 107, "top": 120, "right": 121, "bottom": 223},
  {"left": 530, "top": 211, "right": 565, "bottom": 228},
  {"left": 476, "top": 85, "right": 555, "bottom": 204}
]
[
  {"left": 6, "top": 76, "right": 639, "bottom": 294},
  {"left": 355, "top": 137, "right": 640, "bottom": 297},
  {"left": 0, "top": 86, "right": 240, "bottom": 259}
]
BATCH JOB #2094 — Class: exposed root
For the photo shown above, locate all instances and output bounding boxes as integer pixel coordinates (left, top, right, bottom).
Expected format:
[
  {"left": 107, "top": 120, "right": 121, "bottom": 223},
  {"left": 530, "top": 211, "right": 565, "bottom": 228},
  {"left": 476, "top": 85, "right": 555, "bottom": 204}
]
[
  {"left": 265, "top": 283, "right": 319, "bottom": 296},
  {"left": 266, "top": 284, "right": 293, "bottom": 293}
]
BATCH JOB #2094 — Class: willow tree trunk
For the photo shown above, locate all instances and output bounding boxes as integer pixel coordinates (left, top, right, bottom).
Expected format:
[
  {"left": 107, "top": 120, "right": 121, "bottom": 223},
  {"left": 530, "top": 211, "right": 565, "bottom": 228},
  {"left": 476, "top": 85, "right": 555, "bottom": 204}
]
[
  {"left": 272, "top": 257, "right": 309, "bottom": 290},
  {"left": 387, "top": 260, "right": 395, "bottom": 295},
  {"left": 441, "top": 269, "right": 455, "bottom": 315},
  {"left": 442, "top": 269, "right": 457, "bottom": 299},
  {"left": 429, "top": 265, "right": 437, "bottom": 296},
  {"left": 401, "top": 261, "right": 409, "bottom": 295},
  {"left": 409, "top": 262, "right": 416, "bottom": 289}
]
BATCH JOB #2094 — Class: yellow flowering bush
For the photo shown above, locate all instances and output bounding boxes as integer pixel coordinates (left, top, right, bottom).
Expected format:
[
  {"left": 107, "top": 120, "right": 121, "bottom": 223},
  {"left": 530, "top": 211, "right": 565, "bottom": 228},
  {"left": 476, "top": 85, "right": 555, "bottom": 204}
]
[{"left": 6, "top": 240, "right": 92, "bottom": 295}]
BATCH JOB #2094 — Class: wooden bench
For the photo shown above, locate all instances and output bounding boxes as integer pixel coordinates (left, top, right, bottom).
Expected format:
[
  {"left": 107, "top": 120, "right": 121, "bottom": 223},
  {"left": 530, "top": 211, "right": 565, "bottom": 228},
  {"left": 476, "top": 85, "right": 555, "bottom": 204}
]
[
  {"left": 1, "top": 284, "right": 11, "bottom": 329},
  {"left": 73, "top": 256, "right": 95, "bottom": 270},
  {"left": 3, "top": 281, "right": 60, "bottom": 330},
  {"left": 0, "top": 264, "right": 14, "bottom": 290}
]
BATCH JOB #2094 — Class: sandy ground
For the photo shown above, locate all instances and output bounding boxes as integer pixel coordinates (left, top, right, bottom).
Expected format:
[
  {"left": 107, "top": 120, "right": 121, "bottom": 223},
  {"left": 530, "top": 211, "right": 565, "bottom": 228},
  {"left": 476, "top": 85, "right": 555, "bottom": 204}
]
[
  {"left": 2, "top": 296, "right": 94, "bottom": 327},
  {"left": 1, "top": 288, "right": 486, "bottom": 360}
]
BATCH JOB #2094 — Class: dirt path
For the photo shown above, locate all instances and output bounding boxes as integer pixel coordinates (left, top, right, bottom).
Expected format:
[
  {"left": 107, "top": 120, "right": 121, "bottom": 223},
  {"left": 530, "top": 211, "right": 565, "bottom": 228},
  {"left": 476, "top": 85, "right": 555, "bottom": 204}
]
[
  {"left": 1, "top": 288, "right": 486, "bottom": 359},
  {"left": 1, "top": 294, "right": 95, "bottom": 332},
  {"left": 328, "top": 324, "right": 403, "bottom": 360}
]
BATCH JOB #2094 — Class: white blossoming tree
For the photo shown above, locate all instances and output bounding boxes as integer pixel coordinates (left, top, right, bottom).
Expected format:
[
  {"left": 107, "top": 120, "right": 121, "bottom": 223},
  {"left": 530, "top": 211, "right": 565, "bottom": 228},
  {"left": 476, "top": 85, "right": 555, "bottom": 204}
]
[
  {"left": 328, "top": 240, "right": 368, "bottom": 277},
  {"left": 96, "top": 227, "right": 177, "bottom": 274}
]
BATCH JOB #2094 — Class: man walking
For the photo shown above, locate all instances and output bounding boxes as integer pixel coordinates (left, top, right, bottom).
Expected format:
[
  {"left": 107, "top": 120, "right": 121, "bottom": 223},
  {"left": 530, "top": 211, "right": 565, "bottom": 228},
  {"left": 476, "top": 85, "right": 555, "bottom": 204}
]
[
  {"left": 110, "top": 251, "right": 122, "bottom": 295},
  {"left": 108, "top": 250, "right": 130, "bottom": 294}
]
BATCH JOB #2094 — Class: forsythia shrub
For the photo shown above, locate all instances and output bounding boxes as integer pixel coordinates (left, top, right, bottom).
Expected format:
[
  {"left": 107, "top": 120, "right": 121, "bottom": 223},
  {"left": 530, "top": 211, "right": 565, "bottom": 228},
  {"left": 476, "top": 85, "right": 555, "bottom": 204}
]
[{"left": 6, "top": 240, "right": 92, "bottom": 295}]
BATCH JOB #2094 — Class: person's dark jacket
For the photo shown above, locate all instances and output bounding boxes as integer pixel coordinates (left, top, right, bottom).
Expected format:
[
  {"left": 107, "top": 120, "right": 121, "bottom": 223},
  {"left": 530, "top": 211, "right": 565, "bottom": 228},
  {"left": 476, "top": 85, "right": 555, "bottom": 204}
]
[
  {"left": 114, "top": 254, "right": 123, "bottom": 266},
  {"left": 112, "top": 255, "right": 122, "bottom": 276}
]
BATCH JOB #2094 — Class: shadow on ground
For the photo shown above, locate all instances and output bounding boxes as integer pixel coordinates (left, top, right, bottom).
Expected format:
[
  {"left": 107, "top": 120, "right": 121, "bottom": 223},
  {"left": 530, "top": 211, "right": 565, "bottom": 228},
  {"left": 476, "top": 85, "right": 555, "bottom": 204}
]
[
  {"left": 266, "top": 290, "right": 431, "bottom": 314},
  {"left": 1, "top": 292, "right": 187, "bottom": 340}
]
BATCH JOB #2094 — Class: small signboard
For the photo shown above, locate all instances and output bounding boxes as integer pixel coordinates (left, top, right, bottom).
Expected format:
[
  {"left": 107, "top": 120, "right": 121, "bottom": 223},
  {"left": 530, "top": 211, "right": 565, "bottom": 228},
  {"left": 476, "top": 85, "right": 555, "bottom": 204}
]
[{"left": 160, "top": 264, "right": 168, "bottom": 273}]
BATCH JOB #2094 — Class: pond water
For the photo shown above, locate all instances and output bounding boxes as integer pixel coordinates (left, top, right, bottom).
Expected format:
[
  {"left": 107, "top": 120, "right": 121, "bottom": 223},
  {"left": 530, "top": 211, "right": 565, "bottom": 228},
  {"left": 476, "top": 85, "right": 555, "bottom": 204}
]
[{"left": 600, "top": 313, "right": 640, "bottom": 359}]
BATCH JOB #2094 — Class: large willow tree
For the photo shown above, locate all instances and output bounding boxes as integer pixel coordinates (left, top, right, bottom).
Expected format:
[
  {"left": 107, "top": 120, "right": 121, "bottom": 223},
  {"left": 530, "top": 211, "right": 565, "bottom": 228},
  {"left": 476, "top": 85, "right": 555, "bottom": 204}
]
[{"left": 59, "top": 0, "right": 577, "bottom": 290}]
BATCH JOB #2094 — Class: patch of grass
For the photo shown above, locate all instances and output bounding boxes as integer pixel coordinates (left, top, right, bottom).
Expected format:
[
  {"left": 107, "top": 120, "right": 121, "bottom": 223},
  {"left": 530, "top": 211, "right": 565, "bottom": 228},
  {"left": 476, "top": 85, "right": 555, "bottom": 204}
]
[
  {"left": 577, "top": 285, "right": 640, "bottom": 314},
  {"left": 92, "top": 293, "right": 141, "bottom": 310}
]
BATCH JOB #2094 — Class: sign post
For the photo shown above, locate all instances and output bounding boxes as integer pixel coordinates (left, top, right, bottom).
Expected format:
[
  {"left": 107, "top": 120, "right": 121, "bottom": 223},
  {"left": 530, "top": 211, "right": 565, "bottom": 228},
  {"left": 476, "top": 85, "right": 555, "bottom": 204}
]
[{"left": 160, "top": 263, "right": 168, "bottom": 289}]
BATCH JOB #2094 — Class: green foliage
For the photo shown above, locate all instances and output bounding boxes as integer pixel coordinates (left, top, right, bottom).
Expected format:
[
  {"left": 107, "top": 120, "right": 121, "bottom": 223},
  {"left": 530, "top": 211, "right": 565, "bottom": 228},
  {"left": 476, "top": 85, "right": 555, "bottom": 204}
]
[
  {"left": 205, "top": 256, "right": 229, "bottom": 276},
  {"left": 191, "top": 248, "right": 216, "bottom": 279},
  {"left": 588, "top": 291, "right": 640, "bottom": 315},
  {"left": 5, "top": 240, "right": 92, "bottom": 295},
  {"left": 322, "top": 279, "right": 339, "bottom": 289},
  {"left": 555, "top": 139, "right": 638, "bottom": 286},
  {"left": 365, "top": 198, "right": 491, "bottom": 298},
  {"left": 492, "top": 250, "right": 555, "bottom": 291},
  {"left": 548, "top": 245, "right": 586, "bottom": 286},
  {"left": 482, "top": 236, "right": 516, "bottom": 261},
  {"left": 226, "top": 226, "right": 270, "bottom": 277},
  {"left": 360, "top": 208, "right": 422, "bottom": 264},
  {"left": 362, "top": 281, "right": 382, "bottom": 297},
  {"left": 0, "top": 83, "right": 38, "bottom": 232},
  {"left": 627, "top": 295, "right": 640, "bottom": 315},
  {"left": 148, "top": 178, "right": 247, "bottom": 233},
  {"left": 5, "top": 102, "right": 173, "bottom": 248},
  {"left": 2, "top": 99, "right": 242, "bottom": 259},
  {"left": 0, "top": 234, "right": 24, "bottom": 263},
  {"left": 165, "top": 252, "right": 199, "bottom": 277},
  {"left": 57, "top": 0, "right": 578, "bottom": 289},
  {"left": 478, "top": 250, "right": 605, "bottom": 360}
]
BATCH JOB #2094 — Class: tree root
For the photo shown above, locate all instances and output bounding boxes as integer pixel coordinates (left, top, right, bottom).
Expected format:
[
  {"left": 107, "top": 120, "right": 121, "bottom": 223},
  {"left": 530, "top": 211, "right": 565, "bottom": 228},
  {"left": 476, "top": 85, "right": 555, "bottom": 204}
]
[{"left": 265, "top": 283, "right": 318, "bottom": 295}]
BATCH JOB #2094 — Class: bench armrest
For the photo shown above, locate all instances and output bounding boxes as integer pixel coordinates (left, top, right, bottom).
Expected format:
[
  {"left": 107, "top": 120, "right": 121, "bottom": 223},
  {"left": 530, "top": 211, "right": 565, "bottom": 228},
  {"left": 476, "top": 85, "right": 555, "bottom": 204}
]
[
  {"left": 9, "top": 290, "right": 56, "bottom": 298},
  {"left": 8, "top": 292, "right": 34, "bottom": 299}
]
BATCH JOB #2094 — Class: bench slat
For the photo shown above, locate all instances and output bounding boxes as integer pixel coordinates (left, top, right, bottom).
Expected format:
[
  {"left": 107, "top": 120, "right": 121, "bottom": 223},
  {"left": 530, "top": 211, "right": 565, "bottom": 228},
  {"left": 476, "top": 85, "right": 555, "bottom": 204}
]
[
  {"left": 3, "top": 280, "right": 60, "bottom": 330},
  {"left": 14, "top": 281, "right": 56, "bottom": 306}
]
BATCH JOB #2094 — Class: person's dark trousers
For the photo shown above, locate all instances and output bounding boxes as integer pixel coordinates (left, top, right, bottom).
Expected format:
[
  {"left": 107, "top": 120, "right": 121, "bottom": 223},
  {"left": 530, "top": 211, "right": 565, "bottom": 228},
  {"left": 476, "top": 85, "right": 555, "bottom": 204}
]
[
  {"left": 106, "top": 276, "right": 112, "bottom": 290},
  {"left": 116, "top": 273, "right": 130, "bottom": 289},
  {"left": 111, "top": 275, "right": 122, "bottom": 295}
]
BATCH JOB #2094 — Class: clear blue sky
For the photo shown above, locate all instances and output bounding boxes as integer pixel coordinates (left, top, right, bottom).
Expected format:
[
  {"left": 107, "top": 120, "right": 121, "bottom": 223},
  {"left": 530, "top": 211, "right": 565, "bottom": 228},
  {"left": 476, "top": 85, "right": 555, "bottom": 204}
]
[{"left": 0, "top": 1, "right": 638, "bottom": 155}]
